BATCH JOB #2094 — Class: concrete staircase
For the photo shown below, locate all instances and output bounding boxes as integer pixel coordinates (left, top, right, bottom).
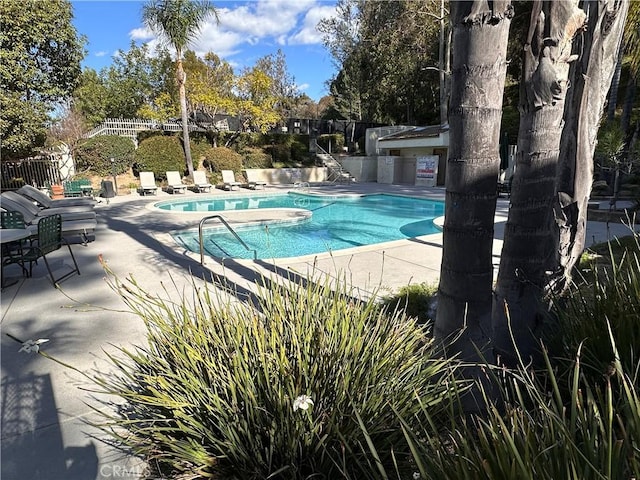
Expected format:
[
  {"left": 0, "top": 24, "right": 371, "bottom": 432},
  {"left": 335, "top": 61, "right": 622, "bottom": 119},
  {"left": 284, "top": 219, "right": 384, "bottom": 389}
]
[{"left": 315, "top": 149, "right": 355, "bottom": 184}]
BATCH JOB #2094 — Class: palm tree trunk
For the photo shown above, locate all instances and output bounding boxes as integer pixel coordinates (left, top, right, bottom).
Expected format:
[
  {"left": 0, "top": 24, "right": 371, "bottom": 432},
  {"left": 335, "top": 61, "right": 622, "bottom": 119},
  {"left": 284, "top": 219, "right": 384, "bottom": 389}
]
[
  {"left": 552, "top": 0, "right": 628, "bottom": 294},
  {"left": 435, "top": 0, "right": 513, "bottom": 366},
  {"left": 492, "top": 1, "right": 586, "bottom": 366},
  {"left": 177, "top": 59, "right": 194, "bottom": 178}
]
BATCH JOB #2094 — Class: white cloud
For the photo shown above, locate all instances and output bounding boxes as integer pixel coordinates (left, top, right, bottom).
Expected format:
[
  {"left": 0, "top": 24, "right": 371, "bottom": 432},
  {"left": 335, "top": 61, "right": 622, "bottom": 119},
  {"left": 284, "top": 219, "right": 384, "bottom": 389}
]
[
  {"left": 130, "top": 1, "right": 336, "bottom": 71},
  {"left": 287, "top": 5, "right": 336, "bottom": 45},
  {"left": 129, "top": 26, "right": 154, "bottom": 41},
  {"left": 297, "top": 82, "right": 310, "bottom": 92},
  {"left": 187, "top": 1, "right": 334, "bottom": 57},
  {"left": 95, "top": 51, "right": 108, "bottom": 57}
]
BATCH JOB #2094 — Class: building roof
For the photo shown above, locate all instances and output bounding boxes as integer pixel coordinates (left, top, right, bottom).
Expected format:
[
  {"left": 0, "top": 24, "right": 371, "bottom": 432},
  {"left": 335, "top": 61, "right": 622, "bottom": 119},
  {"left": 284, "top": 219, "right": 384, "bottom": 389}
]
[
  {"left": 377, "top": 124, "right": 449, "bottom": 150},
  {"left": 378, "top": 124, "right": 449, "bottom": 141}
]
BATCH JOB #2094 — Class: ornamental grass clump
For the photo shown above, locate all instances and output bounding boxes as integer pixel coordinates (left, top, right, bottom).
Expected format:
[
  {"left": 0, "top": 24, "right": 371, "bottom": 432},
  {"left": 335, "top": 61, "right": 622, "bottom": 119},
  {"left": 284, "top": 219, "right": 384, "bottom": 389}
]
[
  {"left": 89, "top": 269, "right": 456, "bottom": 479},
  {"left": 393, "top": 235, "right": 640, "bottom": 480}
]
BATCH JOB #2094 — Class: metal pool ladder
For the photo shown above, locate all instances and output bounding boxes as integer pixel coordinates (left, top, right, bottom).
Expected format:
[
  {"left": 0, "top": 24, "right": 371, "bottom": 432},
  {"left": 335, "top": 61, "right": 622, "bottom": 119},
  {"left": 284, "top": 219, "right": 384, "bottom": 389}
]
[{"left": 198, "top": 215, "right": 257, "bottom": 264}]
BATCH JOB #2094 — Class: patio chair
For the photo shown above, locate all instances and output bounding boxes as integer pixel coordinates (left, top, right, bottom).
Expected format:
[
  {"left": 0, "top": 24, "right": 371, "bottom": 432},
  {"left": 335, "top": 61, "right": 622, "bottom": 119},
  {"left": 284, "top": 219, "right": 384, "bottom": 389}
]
[
  {"left": 13, "top": 214, "right": 80, "bottom": 287},
  {"left": 193, "top": 170, "right": 213, "bottom": 193},
  {"left": 166, "top": 171, "right": 188, "bottom": 194},
  {"left": 221, "top": 170, "right": 242, "bottom": 190},
  {"left": 17, "top": 185, "right": 96, "bottom": 208},
  {"left": 0, "top": 192, "right": 96, "bottom": 221},
  {"left": 139, "top": 172, "right": 159, "bottom": 196},
  {"left": 243, "top": 169, "right": 267, "bottom": 189}
]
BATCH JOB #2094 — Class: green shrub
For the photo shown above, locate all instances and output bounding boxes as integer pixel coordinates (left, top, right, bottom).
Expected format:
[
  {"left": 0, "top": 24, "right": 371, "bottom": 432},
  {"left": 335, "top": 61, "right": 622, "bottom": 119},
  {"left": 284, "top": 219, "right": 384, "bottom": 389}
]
[
  {"left": 317, "top": 134, "right": 345, "bottom": 154},
  {"left": 75, "top": 135, "right": 135, "bottom": 176},
  {"left": 203, "top": 146, "right": 243, "bottom": 173},
  {"left": 270, "top": 143, "right": 292, "bottom": 164},
  {"left": 189, "top": 137, "right": 211, "bottom": 171},
  {"left": 134, "top": 135, "right": 186, "bottom": 180},
  {"left": 550, "top": 234, "right": 640, "bottom": 378},
  {"left": 290, "top": 136, "right": 311, "bottom": 164},
  {"left": 89, "top": 271, "right": 455, "bottom": 479},
  {"left": 402, "top": 339, "right": 640, "bottom": 480},
  {"left": 381, "top": 282, "right": 438, "bottom": 325},
  {"left": 241, "top": 147, "right": 272, "bottom": 169}
]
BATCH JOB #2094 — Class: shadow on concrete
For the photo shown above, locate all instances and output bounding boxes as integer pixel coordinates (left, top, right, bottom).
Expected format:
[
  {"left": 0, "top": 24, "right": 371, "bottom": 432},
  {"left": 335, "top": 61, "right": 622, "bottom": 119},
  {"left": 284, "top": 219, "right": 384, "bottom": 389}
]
[{"left": 1, "top": 373, "right": 98, "bottom": 480}]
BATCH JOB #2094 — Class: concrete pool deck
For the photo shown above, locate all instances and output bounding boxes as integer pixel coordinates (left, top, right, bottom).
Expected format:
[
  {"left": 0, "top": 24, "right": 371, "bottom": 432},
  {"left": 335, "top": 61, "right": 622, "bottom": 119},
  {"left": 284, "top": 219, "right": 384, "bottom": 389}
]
[{"left": 1, "top": 183, "right": 638, "bottom": 479}]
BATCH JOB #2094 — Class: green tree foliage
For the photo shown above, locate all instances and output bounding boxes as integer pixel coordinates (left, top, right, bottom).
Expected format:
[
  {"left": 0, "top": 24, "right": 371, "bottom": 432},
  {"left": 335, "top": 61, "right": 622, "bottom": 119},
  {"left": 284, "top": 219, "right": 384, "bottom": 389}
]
[
  {"left": 254, "top": 49, "right": 300, "bottom": 122},
  {"left": 320, "top": 0, "right": 442, "bottom": 125},
  {"left": 73, "top": 43, "right": 174, "bottom": 127},
  {"left": 0, "top": 0, "right": 85, "bottom": 159},
  {"left": 72, "top": 69, "right": 109, "bottom": 128},
  {"left": 134, "top": 135, "right": 186, "bottom": 179},
  {"left": 184, "top": 51, "right": 235, "bottom": 129},
  {"left": 231, "top": 67, "right": 280, "bottom": 134},
  {"left": 75, "top": 135, "right": 136, "bottom": 176}
]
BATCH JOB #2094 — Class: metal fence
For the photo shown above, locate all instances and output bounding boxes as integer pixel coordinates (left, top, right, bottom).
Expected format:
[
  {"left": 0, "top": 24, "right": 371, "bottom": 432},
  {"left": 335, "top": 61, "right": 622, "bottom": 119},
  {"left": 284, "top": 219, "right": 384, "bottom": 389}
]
[{"left": 1, "top": 152, "right": 72, "bottom": 191}]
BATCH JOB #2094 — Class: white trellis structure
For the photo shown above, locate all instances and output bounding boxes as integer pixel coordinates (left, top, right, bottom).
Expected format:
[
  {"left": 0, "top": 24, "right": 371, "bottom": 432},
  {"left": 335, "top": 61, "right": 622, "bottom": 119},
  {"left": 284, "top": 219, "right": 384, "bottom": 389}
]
[
  {"left": 84, "top": 117, "right": 230, "bottom": 145},
  {"left": 84, "top": 118, "right": 187, "bottom": 145}
]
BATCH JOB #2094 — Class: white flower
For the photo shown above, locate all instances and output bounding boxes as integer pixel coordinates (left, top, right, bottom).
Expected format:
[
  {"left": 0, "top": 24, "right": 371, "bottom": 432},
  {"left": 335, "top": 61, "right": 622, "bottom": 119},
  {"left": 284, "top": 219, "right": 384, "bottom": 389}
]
[
  {"left": 413, "top": 473, "right": 421, "bottom": 480},
  {"left": 293, "top": 394, "right": 314, "bottom": 412},
  {"left": 19, "top": 338, "right": 49, "bottom": 353}
]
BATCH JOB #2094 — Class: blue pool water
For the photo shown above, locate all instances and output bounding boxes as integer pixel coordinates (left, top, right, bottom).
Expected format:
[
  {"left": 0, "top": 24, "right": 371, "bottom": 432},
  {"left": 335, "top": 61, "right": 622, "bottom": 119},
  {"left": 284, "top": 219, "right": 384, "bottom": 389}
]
[{"left": 157, "top": 193, "right": 444, "bottom": 260}]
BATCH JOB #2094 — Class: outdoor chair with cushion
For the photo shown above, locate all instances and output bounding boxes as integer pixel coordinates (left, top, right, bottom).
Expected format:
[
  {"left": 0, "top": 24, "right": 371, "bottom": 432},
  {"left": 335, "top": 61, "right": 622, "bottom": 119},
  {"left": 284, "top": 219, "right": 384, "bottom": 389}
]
[
  {"left": 193, "top": 171, "right": 213, "bottom": 193},
  {"left": 1, "top": 192, "right": 96, "bottom": 221},
  {"left": 18, "top": 185, "right": 96, "bottom": 208},
  {"left": 243, "top": 169, "right": 267, "bottom": 189},
  {"left": 166, "top": 171, "right": 188, "bottom": 194},
  {"left": 10, "top": 214, "right": 80, "bottom": 287},
  {"left": 0, "top": 197, "right": 97, "bottom": 245},
  {"left": 139, "top": 172, "right": 159, "bottom": 196},
  {"left": 221, "top": 170, "right": 242, "bottom": 190}
]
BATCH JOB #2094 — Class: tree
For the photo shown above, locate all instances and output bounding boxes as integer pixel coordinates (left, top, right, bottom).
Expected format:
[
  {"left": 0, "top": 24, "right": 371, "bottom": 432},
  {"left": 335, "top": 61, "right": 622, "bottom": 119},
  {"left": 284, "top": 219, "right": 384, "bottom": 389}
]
[
  {"left": 255, "top": 49, "right": 299, "bottom": 123},
  {"left": 552, "top": 0, "right": 629, "bottom": 291},
  {"left": 320, "top": 0, "right": 445, "bottom": 125},
  {"left": 142, "top": 0, "right": 218, "bottom": 178},
  {"left": 231, "top": 67, "right": 280, "bottom": 135},
  {"left": 0, "top": 0, "right": 84, "bottom": 159},
  {"left": 434, "top": 1, "right": 514, "bottom": 368},
  {"left": 492, "top": 1, "right": 588, "bottom": 364},
  {"left": 185, "top": 51, "right": 235, "bottom": 134}
]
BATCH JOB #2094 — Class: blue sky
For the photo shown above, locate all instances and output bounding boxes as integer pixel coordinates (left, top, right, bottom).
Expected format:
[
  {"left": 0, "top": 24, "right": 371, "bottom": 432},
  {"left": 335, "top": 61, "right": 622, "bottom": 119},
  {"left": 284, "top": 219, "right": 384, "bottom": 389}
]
[{"left": 71, "top": 0, "right": 338, "bottom": 101}]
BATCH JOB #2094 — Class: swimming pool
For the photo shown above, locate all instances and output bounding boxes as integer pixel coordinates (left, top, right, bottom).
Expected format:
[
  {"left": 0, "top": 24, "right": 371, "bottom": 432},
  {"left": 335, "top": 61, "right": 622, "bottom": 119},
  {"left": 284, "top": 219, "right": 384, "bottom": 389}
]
[{"left": 157, "top": 193, "right": 445, "bottom": 260}]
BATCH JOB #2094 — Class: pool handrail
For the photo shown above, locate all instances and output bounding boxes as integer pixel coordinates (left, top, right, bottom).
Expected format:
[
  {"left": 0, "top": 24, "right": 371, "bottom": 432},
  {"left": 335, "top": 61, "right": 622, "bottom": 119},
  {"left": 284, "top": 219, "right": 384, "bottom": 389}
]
[{"left": 198, "top": 215, "right": 257, "bottom": 264}]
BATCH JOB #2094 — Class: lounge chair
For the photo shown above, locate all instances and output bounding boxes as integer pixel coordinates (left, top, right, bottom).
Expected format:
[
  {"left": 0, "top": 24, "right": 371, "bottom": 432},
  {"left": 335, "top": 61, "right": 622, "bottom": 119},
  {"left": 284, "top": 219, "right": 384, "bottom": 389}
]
[
  {"left": 139, "top": 172, "right": 159, "bottom": 196},
  {"left": 243, "top": 169, "right": 267, "bottom": 189},
  {"left": 18, "top": 185, "right": 96, "bottom": 208},
  {"left": 221, "top": 170, "right": 242, "bottom": 190},
  {"left": 193, "top": 171, "right": 213, "bottom": 193},
  {"left": 0, "top": 202, "right": 96, "bottom": 245},
  {"left": 166, "top": 171, "right": 188, "bottom": 194},
  {"left": 1, "top": 192, "right": 96, "bottom": 221}
]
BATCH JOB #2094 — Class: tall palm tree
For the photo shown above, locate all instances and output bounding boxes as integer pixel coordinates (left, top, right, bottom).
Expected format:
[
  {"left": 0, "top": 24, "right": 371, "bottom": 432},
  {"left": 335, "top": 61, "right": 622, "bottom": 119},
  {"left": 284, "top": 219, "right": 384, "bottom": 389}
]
[
  {"left": 142, "top": 0, "right": 218, "bottom": 178},
  {"left": 434, "top": 1, "right": 513, "bottom": 368}
]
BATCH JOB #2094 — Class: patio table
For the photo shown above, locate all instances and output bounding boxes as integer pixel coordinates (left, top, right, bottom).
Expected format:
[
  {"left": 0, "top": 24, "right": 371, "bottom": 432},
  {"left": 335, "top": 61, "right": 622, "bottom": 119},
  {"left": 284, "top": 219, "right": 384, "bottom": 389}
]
[{"left": 1, "top": 228, "right": 32, "bottom": 288}]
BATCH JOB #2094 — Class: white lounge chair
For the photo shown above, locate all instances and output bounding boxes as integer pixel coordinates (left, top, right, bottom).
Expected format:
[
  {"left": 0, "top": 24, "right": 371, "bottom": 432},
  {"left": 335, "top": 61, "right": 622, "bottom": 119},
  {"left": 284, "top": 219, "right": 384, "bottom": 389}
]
[
  {"left": 139, "top": 172, "right": 158, "bottom": 196},
  {"left": 166, "top": 171, "right": 188, "bottom": 194},
  {"left": 193, "top": 170, "right": 213, "bottom": 193},
  {"left": 221, "top": 170, "right": 242, "bottom": 190},
  {"left": 243, "top": 169, "right": 267, "bottom": 189}
]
